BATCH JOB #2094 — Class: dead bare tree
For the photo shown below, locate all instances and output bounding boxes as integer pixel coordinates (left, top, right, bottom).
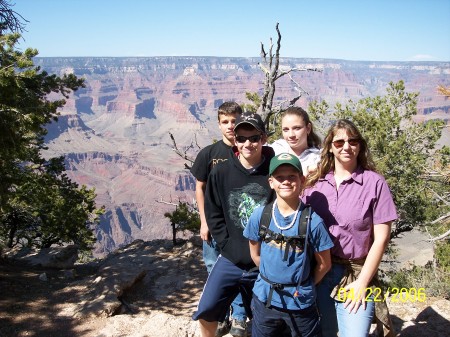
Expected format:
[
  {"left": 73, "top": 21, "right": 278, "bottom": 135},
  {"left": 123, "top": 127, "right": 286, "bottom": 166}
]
[
  {"left": 257, "top": 23, "right": 322, "bottom": 134},
  {"left": 157, "top": 197, "right": 200, "bottom": 245},
  {"left": 0, "top": 0, "right": 28, "bottom": 34},
  {"left": 156, "top": 196, "right": 198, "bottom": 212},
  {"left": 168, "top": 131, "right": 200, "bottom": 170},
  {"left": 170, "top": 23, "right": 322, "bottom": 162}
]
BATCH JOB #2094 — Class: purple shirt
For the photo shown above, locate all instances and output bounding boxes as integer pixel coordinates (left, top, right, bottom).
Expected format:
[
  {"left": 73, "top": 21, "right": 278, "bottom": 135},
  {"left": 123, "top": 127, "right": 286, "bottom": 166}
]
[{"left": 302, "top": 167, "right": 397, "bottom": 259}]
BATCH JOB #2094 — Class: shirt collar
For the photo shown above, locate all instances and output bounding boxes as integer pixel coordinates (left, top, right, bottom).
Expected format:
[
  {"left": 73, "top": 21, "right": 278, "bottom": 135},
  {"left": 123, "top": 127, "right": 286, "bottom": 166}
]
[
  {"left": 352, "top": 166, "right": 364, "bottom": 185},
  {"left": 322, "top": 166, "right": 364, "bottom": 186}
]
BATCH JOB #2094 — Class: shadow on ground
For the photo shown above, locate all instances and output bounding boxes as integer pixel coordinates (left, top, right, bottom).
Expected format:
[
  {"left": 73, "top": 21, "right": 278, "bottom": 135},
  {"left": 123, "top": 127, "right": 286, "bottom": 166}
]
[
  {"left": 0, "top": 238, "right": 207, "bottom": 337},
  {"left": 0, "top": 261, "right": 99, "bottom": 337},
  {"left": 391, "top": 306, "right": 450, "bottom": 336}
]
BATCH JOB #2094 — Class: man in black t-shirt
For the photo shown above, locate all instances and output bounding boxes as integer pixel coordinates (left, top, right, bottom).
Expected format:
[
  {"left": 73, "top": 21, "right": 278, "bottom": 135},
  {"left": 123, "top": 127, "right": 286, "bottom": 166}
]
[{"left": 190, "top": 102, "right": 246, "bottom": 337}]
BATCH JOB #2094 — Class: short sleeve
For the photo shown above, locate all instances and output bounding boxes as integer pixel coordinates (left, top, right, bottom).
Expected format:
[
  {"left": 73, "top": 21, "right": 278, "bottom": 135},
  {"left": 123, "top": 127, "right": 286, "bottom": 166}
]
[
  {"left": 190, "top": 148, "right": 209, "bottom": 182},
  {"left": 309, "top": 213, "right": 334, "bottom": 253},
  {"left": 243, "top": 206, "right": 264, "bottom": 241},
  {"left": 372, "top": 177, "right": 398, "bottom": 225}
]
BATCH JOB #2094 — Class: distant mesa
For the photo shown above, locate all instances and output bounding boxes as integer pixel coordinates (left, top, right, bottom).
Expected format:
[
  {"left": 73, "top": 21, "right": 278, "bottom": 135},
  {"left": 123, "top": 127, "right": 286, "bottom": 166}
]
[{"left": 38, "top": 56, "right": 449, "bottom": 257}]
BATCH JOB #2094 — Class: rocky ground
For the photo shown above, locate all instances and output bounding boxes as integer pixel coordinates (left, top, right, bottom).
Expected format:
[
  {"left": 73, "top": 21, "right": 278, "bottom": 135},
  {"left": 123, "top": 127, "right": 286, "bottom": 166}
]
[{"left": 1, "top": 234, "right": 449, "bottom": 337}]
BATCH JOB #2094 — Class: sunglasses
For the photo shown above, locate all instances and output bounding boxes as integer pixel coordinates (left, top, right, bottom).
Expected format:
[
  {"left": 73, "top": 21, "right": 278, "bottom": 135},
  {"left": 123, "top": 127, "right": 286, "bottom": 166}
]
[
  {"left": 332, "top": 138, "right": 360, "bottom": 148},
  {"left": 235, "top": 134, "right": 262, "bottom": 143}
]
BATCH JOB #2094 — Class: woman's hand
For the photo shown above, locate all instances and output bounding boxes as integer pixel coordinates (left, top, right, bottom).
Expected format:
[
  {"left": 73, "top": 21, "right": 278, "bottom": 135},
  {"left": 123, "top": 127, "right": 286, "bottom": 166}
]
[
  {"left": 342, "top": 279, "right": 369, "bottom": 314},
  {"left": 343, "top": 223, "right": 392, "bottom": 313}
]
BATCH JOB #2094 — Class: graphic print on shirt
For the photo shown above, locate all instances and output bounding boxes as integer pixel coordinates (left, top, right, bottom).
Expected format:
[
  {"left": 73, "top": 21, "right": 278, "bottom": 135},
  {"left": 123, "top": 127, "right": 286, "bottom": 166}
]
[
  {"left": 228, "top": 183, "right": 268, "bottom": 230},
  {"left": 211, "top": 157, "right": 228, "bottom": 168}
]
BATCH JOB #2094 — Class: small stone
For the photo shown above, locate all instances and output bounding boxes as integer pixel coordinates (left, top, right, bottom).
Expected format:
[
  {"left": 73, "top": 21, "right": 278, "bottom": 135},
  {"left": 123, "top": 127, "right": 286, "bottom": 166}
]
[
  {"left": 64, "top": 269, "right": 76, "bottom": 279},
  {"left": 39, "top": 273, "right": 48, "bottom": 281}
]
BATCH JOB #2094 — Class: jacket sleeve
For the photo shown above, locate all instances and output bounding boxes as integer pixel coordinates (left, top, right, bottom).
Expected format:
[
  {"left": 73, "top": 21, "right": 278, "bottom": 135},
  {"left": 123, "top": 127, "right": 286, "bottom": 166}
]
[{"left": 204, "top": 169, "right": 229, "bottom": 250}]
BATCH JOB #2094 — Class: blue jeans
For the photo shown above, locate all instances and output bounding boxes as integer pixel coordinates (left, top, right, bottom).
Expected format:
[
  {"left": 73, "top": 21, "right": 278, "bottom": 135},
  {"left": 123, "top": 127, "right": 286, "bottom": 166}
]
[
  {"left": 316, "top": 263, "right": 374, "bottom": 337},
  {"left": 202, "top": 239, "right": 247, "bottom": 321},
  {"left": 251, "top": 296, "right": 321, "bottom": 337},
  {"left": 193, "top": 255, "right": 257, "bottom": 322},
  {"left": 202, "top": 239, "right": 220, "bottom": 274}
]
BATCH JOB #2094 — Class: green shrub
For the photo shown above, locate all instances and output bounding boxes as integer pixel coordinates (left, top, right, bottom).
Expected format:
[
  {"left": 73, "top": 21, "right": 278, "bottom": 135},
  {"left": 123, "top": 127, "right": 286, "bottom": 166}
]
[
  {"left": 386, "top": 261, "right": 450, "bottom": 299},
  {"left": 435, "top": 241, "right": 450, "bottom": 273}
]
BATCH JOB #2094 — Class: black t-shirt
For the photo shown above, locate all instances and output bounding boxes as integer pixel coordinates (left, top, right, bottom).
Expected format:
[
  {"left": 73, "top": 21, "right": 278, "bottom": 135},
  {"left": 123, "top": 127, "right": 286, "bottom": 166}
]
[{"left": 190, "top": 140, "right": 234, "bottom": 182}]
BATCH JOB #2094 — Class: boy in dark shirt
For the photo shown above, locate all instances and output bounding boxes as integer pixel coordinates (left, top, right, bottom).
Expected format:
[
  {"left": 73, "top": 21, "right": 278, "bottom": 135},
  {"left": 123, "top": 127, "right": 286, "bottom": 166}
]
[
  {"left": 190, "top": 102, "right": 247, "bottom": 336},
  {"left": 193, "top": 112, "right": 275, "bottom": 337}
]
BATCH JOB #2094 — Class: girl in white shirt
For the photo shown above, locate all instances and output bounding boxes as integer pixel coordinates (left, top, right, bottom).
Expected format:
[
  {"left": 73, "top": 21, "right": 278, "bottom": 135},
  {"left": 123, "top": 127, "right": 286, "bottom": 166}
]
[{"left": 270, "top": 107, "right": 322, "bottom": 176}]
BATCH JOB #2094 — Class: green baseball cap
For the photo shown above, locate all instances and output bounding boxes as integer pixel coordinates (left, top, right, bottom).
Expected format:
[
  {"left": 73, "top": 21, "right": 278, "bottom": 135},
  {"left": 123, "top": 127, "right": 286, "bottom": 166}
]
[{"left": 269, "top": 153, "right": 303, "bottom": 176}]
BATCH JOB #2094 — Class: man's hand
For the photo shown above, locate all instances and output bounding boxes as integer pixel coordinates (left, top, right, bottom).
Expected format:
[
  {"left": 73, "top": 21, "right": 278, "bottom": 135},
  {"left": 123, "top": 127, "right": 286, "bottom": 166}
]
[{"left": 200, "top": 221, "right": 211, "bottom": 242}]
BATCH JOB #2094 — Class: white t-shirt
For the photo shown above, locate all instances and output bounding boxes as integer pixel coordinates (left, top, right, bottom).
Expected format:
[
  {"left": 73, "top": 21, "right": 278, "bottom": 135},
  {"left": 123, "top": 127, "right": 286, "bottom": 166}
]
[{"left": 270, "top": 139, "right": 321, "bottom": 176}]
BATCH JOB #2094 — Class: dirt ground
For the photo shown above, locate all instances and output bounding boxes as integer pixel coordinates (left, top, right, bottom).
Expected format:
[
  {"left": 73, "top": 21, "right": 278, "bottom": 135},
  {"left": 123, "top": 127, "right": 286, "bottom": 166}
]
[{"left": 1, "top": 242, "right": 449, "bottom": 337}]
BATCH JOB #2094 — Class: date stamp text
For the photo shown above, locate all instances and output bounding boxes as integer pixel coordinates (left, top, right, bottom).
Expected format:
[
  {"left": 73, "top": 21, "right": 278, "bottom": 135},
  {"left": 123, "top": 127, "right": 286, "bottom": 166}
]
[{"left": 337, "top": 287, "right": 426, "bottom": 303}]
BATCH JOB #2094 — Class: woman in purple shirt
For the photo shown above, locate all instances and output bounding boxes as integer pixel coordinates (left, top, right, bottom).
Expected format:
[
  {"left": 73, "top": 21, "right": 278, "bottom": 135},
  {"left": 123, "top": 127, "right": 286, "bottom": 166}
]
[{"left": 302, "top": 119, "right": 397, "bottom": 337}]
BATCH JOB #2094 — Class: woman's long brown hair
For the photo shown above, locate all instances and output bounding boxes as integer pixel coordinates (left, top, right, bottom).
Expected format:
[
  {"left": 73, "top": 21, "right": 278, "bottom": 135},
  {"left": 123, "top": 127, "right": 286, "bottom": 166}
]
[{"left": 304, "top": 119, "right": 376, "bottom": 189}]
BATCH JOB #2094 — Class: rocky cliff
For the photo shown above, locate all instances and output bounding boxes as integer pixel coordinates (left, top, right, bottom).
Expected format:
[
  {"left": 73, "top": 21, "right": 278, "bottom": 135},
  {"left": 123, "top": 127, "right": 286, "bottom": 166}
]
[
  {"left": 1, "top": 237, "right": 449, "bottom": 337},
  {"left": 37, "top": 57, "right": 450, "bottom": 257}
]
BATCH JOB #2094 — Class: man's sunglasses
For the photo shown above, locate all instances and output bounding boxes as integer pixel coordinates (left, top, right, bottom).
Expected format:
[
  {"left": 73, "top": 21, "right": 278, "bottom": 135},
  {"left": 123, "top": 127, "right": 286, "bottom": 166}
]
[
  {"left": 332, "top": 138, "right": 360, "bottom": 148},
  {"left": 235, "top": 134, "right": 262, "bottom": 143}
]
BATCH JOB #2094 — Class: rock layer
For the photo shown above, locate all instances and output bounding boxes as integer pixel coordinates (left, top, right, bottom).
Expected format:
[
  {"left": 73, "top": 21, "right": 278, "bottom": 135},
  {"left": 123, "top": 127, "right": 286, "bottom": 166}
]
[{"left": 37, "top": 57, "right": 450, "bottom": 256}]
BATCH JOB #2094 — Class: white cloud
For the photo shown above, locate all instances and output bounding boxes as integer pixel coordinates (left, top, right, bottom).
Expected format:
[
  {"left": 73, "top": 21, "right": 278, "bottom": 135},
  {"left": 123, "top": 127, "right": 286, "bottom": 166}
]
[{"left": 409, "top": 54, "right": 436, "bottom": 61}]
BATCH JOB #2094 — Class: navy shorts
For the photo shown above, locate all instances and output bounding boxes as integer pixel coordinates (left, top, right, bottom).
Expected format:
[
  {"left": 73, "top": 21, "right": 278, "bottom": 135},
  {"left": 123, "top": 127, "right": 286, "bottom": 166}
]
[
  {"left": 251, "top": 296, "right": 321, "bottom": 337},
  {"left": 192, "top": 255, "right": 258, "bottom": 322}
]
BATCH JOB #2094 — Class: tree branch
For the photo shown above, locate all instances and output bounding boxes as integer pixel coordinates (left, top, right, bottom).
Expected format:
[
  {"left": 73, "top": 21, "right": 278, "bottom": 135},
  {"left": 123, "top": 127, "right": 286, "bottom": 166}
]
[
  {"left": 425, "top": 186, "right": 450, "bottom": 206},
  {"left": 155, "top": 199, "right": 178, "bottom": 207},
  {"left": 275, "top": 66, "right": 322, "bottom": 80},
  {"left": 168, "top": 131, "right": 196, "bottom": 170},
  {"left": 0, "top": 0, "right": 28, "bottom": 34},
  {"left": 427, "top": 228, "right": 450, "bottom": 242},
  {"left": 260, "top": 42, "right": 267, "bottom": 61},
  {"left": 257, "top": 23, "right": 321, "bottom": 132},
  {"left": 429, "top": 211, "right": 450, "bottom": 225},
  {"left": 156, "top": 197, "right": 199, "bottom": 214}
]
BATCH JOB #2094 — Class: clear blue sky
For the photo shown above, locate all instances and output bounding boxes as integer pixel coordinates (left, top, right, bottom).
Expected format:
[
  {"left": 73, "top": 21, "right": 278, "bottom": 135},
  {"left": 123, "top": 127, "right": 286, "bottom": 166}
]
[{"left": 13, "top": 0, "right": 450, "bottom": 61}]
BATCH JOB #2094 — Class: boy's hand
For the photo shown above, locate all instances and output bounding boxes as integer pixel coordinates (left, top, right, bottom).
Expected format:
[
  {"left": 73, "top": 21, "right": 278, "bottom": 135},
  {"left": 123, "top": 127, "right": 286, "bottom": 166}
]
[{"left": 200, "top": 221, "right": 210, "bottom": 242}]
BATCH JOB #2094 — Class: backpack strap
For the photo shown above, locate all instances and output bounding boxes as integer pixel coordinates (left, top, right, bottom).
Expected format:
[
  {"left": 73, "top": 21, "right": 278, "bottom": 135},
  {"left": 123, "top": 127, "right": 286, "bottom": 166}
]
[
  {"left": 259, "top": 273, "right": 297, "bottom": 307},
  {"left": 259, "top": 201, "right": 311, "bottom": 261},
  {"left": 294, "top": 204, "right": 313, "bottom": 299},
  {"left": 303, "top": 204, "right": 315, "bottom": 272},
  {"left": 258, "top": 200, "right": 274, "bottom": 239},
  {"left": 257, "top": 202, "right": 316, "bottom": 306},
  {"left": 284, "top": 203, "right": 311, "bottom": 261},
  {"left": 259, "top": 200, "right": 308, "bottom": 238},
  {"left": 300, "top": 204, "right": 313, "bottom": 266},
  {"left": 298, "top": 203, "right": 311, "bottom": 237}
]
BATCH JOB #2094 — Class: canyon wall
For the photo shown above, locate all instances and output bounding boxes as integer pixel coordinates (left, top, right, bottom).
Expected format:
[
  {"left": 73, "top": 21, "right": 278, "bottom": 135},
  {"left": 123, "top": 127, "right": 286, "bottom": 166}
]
[{"left": 37, "top": 57, "right": 450, "bottom": 256}]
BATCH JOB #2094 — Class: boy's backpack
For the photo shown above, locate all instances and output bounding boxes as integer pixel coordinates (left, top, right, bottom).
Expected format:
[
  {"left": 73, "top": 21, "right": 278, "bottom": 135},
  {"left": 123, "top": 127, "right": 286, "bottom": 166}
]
[
  {"left": 257, "top": 200, "right": 316, "bottom": 306},
  {"left": 258, "top": 200, "right": 312, "bottom": 261}
]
